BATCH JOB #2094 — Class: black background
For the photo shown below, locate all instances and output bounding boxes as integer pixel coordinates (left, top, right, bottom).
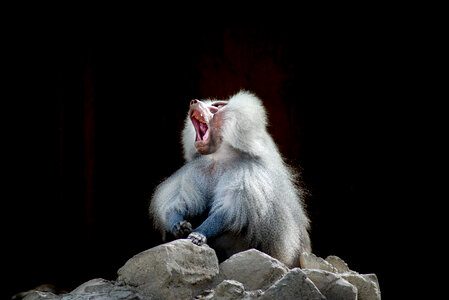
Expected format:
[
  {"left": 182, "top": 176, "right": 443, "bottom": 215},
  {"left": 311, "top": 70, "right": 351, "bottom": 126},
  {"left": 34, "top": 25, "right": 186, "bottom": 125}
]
[{"left": 5, "top": 10, "right": 427, "bottom": 299}]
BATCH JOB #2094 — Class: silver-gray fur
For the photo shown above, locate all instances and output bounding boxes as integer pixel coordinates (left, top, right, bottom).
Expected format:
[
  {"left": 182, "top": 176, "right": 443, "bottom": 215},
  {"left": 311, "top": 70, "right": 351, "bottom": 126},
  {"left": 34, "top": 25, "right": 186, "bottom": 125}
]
[{"left": 149, "top": 91, "right": 311, "bottom": 267}]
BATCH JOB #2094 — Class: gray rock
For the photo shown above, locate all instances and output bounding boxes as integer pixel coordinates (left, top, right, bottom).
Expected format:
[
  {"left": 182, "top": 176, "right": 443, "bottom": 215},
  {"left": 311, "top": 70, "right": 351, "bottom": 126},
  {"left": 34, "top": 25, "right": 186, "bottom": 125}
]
[
  {"left": 341, "top": 273, "right": 381, "bottom": 300},
  {"left": 23, "top": 281, "right": 142, "bottom": 300},
  {"left": 195, "top": 280, "right": 264, "bottom": 300},
  {"left": 216, "top": 249, "right": 289, "bottom": 291},
  {"left": 304, "top": 269, "right": 358, "bottom": 300},
  {"left": 363, "top": 274, "right": 381, "bottom": 293},
  {"left": 22, "top": 241, "right": 381, "bottom": 300},
  {"left": 325, "top": 255, "right": 351, "bottom": 273},
  {"left": 214, "top": 280, "right": 245, "bottom": 300},
  {"left": 71, "top": 278, "right": 114, "bottom": 294},
  {"left": 194, "top": 289, "right": 216, "bottom": 300},
  {"left": 260, "top": 268, "right": 325, "bottom": 300},
  {"left": 300, "top": 252, "right": 337, "bottom": 272},
  {"left": 68, "top": 278, "right": 142, "bottom": 299},
  {"left": 117, "top": 239, "right": 219, "bottom": 300},
  {"left": 23, "top": 291, "right": 60, "bottom": 300}
]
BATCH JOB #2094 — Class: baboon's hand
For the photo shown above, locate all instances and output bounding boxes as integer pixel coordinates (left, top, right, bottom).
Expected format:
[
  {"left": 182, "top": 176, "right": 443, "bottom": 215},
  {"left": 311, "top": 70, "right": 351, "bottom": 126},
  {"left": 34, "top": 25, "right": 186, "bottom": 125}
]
[
  {"left": 188, "top": 232, "right": 207, "bottom": 246},
  {"left": 172, "top": 220, "right": 193, "bottom": 238}
]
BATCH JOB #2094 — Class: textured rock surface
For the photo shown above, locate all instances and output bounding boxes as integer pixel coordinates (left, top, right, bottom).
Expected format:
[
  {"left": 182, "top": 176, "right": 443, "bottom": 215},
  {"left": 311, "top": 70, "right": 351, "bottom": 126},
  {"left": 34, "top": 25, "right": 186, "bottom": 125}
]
[
  {"left": 23, "top": 278, "right": 142, "bottom": 300},
  {"left": 22, "top": 292, "right": 59, "bottom": 300},
  {"left": 325, "top": 255, "right": 351, "bottom": 273},
  {"left": 19, "top": 241, "right": 381, "bottom": 300},
  {"left": 304, "top": 269, "right": 358, "bottom": 300},
  {"left": 260, "top": 268, "right": 325, "bottom": 300},
  {"left": 117, "top": 239, "right": 219, "bottom": 299},
  {"left": 300, "top": 252, "right": 338, "bottom": 272},
  {"left": 216, "top": 249, "right": 289, "bottom": 290},
  {"left": 214, "top": 280, "right": 245, "bottom": 299},
  {"left": 341, "top": 273, "right": 381, "bottom": 300}
]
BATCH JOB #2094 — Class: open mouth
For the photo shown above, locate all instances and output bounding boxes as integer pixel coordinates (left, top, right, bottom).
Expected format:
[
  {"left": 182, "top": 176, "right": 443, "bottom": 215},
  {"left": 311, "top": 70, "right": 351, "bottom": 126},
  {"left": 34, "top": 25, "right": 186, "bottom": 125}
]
[{"left": 191, "top": 110, "right": 210, "bottom": 142}]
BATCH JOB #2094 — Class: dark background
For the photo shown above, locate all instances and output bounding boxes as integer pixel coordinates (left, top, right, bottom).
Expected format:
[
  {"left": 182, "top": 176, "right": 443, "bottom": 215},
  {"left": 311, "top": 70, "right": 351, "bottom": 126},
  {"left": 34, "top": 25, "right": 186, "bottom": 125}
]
[{"left": 5, "top": 12, "right": 423, "bottom": 299}]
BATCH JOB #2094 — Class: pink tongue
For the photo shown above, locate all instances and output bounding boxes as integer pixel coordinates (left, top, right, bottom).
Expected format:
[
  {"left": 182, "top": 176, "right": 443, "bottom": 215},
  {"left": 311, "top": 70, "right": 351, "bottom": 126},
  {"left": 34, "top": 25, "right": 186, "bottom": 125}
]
[{"left": 199, "top": 123, "right": 207, "bottom": 139}]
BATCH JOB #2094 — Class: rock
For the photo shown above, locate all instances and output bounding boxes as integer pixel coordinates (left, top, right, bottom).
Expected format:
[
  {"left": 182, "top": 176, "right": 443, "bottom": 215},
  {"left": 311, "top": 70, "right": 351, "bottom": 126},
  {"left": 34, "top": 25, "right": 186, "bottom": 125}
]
[
  {"left": 260, "top": 268, "right": 325, "bottom": 300},
  {"left": 341, "top": 273, "right": 381, "bottom": 300},
  {"left": 22, "top": 281, "right": 142, "bottom": 300},
  {"left": 117, "top": 239, "right": 219, "bottom": 300},
  {"left": 194, "top": 280, "right": 263, "bottom": 300},
  {"left": 301, "top": 253, "right": 380, "bottom": 300},
  {"left": 194, "top": 289, "right": 216, "bottom": 300},
  {"left": 304, "top": 269, "right": 358, "bottom": 300},
  {"left": 14, "top": 284, "right": 61, "bottom": 300},
  {"left": 19, "top": 241, "right": 381, "bottom": 300},
  {"left": 300, "top": 252, "right": 337, "bottom": 272},
  {"left": 325, "top": 255, "right": 351, "bottom": 273},
  {"left": 363, "top": 274, "right": 381, "bottom": 293},
  {"left": 216, "top": 249, "right": 289, "bottom": 291},
  {"left": 70, "top": 278, "right": 142, "bottom": 299},
  {"left": 71, "top": 278, "right": 113, "bottom": 294},
  {"left": 22, "top": 291, "right": 59, "bottom": 300},
  {"left": 23, "top": 278, "right": 142, "bottom": 300},
  {"left": 214, "top": 280, "right": 245, "bottom": 300}
]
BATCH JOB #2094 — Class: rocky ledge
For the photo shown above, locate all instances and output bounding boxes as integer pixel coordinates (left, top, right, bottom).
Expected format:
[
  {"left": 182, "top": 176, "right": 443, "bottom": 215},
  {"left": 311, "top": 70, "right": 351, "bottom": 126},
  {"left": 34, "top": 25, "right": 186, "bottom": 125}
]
[{"left": 22, "top": 239, "right": 380, "bottom": 300}]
